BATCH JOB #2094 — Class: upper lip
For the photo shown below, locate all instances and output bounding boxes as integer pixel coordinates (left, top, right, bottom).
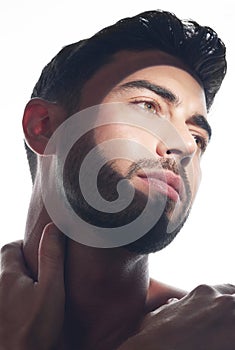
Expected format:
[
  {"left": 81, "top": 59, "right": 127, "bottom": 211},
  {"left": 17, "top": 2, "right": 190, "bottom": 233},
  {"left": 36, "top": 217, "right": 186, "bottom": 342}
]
[{"left": 137, "top": 170, "right": 184, "bottom": 198}]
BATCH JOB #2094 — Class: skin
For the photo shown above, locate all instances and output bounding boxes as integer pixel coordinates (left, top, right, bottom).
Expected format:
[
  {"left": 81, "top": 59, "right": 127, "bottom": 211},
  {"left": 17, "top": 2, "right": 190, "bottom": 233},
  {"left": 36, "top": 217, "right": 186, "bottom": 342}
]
[
  {"left": 0, "top": 224, "right": 65, "bottom": 350},
  {"left": 82, "top": 62, "right": 204, "bottom": 228},
  {"left": 2, "top": 50, "right": 234, "bottom": 350},
  {"left": 75, "top": 50, "right": 207, "bottom": 235},
  {"left": 23, "top": 50, "right": 206, "bottom": 348}
]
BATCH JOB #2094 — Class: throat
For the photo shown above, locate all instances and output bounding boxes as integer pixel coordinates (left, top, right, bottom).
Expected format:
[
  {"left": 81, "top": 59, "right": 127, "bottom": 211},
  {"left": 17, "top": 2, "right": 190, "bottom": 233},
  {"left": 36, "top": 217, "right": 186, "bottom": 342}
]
[{"left": 60, "top": 239, "right": 150, "bottom": 350}]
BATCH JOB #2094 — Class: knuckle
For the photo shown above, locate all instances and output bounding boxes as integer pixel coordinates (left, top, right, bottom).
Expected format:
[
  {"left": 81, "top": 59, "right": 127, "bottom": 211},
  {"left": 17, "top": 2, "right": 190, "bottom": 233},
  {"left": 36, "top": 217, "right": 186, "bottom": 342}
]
[
  {"left": 215, "top": 294, "right": 235, "bottom": 308},
  {"left": 222, "top": 283, "right": 235, "bottom": 294},
  {"left": 225, "top": 283, "right": 235, "bottom": 288},
  {"left": 0, "top": 243, "right": 13, "bottom": 255},
  {"left": 0, "top": 270, "right": 16, "bottom": 285},
  {"left": 0, "top": 241, "right": 22, "bottom": 255},
  {"left": 191, "top": 284, "right": 216, "bottom": 296},
  {"left": 213, "top": 283, "right": 235, "bottom": 295}
]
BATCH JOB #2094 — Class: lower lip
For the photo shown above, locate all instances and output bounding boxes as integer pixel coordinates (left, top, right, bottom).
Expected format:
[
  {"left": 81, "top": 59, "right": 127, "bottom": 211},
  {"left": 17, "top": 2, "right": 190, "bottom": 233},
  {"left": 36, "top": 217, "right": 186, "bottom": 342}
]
[{"left": 138, "top": 177, "right": 180, "bottom": 202}]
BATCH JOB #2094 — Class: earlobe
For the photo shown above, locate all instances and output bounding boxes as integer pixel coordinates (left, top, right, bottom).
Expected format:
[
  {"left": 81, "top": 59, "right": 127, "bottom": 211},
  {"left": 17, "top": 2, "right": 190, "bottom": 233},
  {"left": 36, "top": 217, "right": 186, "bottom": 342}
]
[{"left": 22, "top": 98, "right": 67, "bottom": 155}]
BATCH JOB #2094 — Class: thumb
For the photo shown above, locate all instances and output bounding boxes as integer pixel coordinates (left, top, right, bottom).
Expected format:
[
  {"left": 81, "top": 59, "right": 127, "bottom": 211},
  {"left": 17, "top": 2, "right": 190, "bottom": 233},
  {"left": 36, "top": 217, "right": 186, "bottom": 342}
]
[{"left": 38, "top": 222, "right": 65, "bottom": 287}]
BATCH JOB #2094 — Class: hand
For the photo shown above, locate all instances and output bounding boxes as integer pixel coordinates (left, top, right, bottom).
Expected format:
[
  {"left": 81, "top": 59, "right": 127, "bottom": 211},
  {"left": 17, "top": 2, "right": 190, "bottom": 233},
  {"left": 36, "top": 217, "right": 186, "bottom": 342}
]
[
  {"left": 117, "top": 284, "right": 235, "bottom": 350},
  {"left": 0, "top": 223, "right": 65, "bottom": 350}
]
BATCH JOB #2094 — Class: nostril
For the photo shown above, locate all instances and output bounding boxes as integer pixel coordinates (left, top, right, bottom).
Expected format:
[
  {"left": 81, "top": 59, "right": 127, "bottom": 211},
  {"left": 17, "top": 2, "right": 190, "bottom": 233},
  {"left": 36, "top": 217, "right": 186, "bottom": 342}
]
[{"left": 166, "top": 149, "right": 182, "bottom": 156}]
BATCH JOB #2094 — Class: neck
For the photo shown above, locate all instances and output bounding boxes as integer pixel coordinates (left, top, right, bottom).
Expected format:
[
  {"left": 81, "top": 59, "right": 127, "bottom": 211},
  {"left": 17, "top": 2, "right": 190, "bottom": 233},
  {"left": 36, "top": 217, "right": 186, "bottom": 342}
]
[
  {"left": 24, "top": 187, "right": 150, "bottom": 350},
  {"left": 61, "top": 240, "right": 150, "bottom": 349}
]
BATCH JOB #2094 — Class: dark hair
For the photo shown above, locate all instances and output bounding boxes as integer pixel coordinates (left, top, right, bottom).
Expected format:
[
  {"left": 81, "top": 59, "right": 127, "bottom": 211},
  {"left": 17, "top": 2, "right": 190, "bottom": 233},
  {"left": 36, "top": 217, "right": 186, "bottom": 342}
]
[{"left": 25, "top": 10, "right": 227, "bottom": 182}]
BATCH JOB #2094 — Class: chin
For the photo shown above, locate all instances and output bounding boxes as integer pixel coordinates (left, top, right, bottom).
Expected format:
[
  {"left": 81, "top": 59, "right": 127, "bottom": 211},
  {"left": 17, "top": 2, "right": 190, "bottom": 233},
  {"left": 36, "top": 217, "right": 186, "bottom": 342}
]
[{"left": 124, "top": 208, "right": 190, "bottom": 255}]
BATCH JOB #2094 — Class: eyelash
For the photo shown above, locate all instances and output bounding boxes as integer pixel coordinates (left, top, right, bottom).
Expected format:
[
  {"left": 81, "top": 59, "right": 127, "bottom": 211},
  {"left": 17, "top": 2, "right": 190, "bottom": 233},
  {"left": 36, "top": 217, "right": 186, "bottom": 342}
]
[
  {"left": 192, "top": 134, "right": 208, "bottom": 153},
  {"left": 130, "top": 99, "right": 208, "bottom": 154},
  {"left": 130, "top": 99, "right": 160, "bottom": 114}
]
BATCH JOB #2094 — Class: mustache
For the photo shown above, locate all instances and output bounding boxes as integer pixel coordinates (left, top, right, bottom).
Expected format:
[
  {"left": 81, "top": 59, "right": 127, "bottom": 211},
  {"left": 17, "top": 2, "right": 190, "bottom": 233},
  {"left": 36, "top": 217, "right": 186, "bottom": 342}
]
[
  {"left": 125, "top": 158, "right": 192, "bottom": 199},
  {"left": 126, "top": 158, "right": 180, "bottom": 179}
]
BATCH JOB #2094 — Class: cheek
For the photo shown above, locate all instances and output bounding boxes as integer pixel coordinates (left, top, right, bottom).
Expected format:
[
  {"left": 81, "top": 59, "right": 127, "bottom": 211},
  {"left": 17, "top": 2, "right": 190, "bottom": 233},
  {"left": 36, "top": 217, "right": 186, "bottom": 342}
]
[
  {"left": 188, "top": 158, "right": 202, "bottom": 201},
  {"left": 94, "top": 124, "right": 151, "bottom": 141},
  {"left": 93, "top": 125, "right": 158, "bottom": 176},
  {"left": 93, "top": 124, "right": 157, "bottom": 151}
]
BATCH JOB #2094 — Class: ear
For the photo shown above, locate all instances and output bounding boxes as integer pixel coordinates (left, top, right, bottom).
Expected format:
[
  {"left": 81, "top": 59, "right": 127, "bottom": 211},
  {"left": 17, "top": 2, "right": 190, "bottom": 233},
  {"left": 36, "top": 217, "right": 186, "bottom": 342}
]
[{"left": 22, "top": 98, "right": 67, "bottom": 155}]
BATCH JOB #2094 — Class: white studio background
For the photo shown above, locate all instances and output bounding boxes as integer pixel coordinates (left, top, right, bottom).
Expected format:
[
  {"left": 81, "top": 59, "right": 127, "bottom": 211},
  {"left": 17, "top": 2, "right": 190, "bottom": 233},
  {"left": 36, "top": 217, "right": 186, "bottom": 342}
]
[{"left": 0, "top": 0, "right": 234, "bottom": 291}]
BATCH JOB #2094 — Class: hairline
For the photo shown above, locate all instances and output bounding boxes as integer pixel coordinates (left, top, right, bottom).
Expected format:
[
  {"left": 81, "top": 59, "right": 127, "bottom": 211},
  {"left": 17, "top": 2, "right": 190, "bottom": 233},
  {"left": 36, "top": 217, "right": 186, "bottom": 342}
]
[{"left": 69, "top": 48, "right": 206, "bottom": 116}]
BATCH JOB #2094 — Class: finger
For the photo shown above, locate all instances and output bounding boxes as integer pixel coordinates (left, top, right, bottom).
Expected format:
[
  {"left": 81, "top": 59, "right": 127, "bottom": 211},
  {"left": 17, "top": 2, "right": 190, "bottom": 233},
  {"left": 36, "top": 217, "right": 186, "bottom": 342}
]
[
  {"left": 38, "top": 223, "right": 65, "bottom": 287},
  {"left": 148, "top": 297, "right": 179, "bottom": 317},
  {"left": 141, "top": 297, "right": 180, "bottom": 330},
  {"left": 188, "top": 284, "right": 235, "bottom": 299},
  {"left": 146, "top": 279, "right": 186, "bottom": 312},
  {"left": 213, "top": 284, "right": 235, "bottom": 295},
  {"left": 0, "top": 240, "right": 31, "bottom": 277}
]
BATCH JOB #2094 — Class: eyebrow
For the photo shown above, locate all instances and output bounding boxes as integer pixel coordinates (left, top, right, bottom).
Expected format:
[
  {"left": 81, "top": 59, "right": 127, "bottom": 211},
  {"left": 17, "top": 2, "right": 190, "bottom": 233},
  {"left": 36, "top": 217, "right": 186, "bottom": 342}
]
[
  {"left": 116, "top": 79, "right": 179, "bottom": 104},
  {"left": 115, "top": 79, "right": 212, "bottom": 140},
  {"left": 189, "top": 114, "right": 212, "bottom": 141}
]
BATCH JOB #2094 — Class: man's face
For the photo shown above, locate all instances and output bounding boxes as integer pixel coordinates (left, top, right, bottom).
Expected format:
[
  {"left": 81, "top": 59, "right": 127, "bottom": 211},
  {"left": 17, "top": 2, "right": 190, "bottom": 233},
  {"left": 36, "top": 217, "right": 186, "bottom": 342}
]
[{"left": 62, "top": 50, "right": 209, "bottom": 253}]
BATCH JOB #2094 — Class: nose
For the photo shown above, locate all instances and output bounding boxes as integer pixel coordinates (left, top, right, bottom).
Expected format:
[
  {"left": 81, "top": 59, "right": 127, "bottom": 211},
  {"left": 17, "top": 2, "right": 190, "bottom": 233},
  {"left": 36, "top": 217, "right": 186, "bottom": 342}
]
[{"left": 156, "top": 128, "right": 197, "bottom": 167}]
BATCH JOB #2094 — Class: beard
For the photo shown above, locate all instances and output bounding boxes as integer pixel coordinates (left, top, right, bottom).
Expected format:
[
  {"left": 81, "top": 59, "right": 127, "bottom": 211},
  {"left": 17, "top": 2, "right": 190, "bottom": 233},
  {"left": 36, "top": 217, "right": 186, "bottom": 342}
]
[{"left": 62, "top": 135, "right": 192, "bottom": 254}]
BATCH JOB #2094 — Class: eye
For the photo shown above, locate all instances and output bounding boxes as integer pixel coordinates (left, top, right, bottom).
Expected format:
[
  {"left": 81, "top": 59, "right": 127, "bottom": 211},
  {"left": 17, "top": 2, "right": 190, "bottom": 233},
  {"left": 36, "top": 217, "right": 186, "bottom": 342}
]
[
  {"left": 131, "top": 99, "right": 160, "bottom": 115},
  {"left": 193, "top": 134, "right": 208, "bottom": 153}
]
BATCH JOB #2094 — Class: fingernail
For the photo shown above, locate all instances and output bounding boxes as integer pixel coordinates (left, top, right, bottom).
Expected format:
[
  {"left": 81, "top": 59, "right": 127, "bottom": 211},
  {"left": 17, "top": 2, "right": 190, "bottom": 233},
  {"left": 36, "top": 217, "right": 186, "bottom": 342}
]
[{"left": 167, "top": 297, "right": 179, "bottom": 304}]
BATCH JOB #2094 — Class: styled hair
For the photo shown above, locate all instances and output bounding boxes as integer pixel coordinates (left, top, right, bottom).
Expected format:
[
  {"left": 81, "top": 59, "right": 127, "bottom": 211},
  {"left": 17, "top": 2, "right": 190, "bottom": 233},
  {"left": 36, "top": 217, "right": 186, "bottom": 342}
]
[{"left": 25, "top": 10, "right": 227, "bottom": 182}]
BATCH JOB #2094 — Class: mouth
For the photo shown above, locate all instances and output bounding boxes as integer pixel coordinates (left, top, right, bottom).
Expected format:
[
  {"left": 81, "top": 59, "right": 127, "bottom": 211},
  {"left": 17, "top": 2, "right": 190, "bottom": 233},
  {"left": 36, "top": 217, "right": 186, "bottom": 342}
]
[{"left": 137, "top": 170, "right": 184, "bottom": 202}]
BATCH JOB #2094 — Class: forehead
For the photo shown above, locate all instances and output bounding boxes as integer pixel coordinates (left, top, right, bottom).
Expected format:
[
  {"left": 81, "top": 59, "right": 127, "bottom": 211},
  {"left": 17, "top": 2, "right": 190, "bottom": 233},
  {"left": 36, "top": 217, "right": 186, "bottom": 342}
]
[{"left": 78, "top": 50, "right": 205, "bottom": 110}]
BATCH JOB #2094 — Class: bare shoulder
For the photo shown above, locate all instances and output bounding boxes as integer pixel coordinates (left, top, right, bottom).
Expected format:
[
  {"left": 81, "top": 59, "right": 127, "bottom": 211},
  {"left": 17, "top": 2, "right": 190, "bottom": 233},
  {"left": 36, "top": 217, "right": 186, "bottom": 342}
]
[{"left": 146, "top": 278, "right": 187, "bottom": 312}]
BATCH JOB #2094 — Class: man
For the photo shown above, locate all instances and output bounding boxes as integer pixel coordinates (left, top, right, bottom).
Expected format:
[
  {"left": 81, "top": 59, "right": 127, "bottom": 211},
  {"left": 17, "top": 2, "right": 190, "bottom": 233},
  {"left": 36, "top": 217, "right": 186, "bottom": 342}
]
[{"left": 1, "top": 9, "right": 234, "bottom": 350}]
